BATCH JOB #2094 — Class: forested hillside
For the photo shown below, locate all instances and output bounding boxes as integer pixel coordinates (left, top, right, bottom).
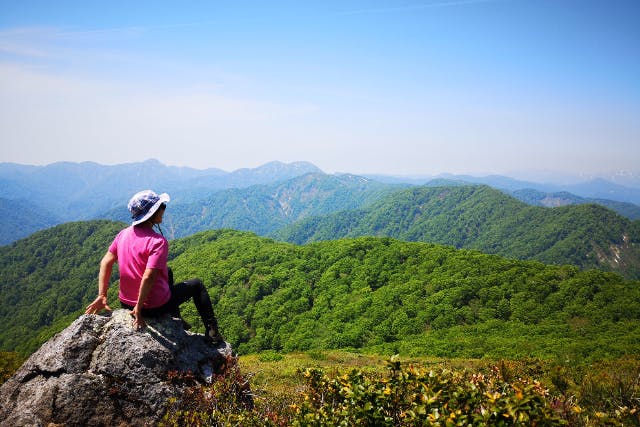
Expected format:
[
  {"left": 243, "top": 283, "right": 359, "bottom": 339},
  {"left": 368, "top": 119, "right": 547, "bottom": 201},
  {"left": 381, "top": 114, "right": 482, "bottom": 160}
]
[
  {"left": 276, "top": 185, "right": 640, "bottom": 279},
  {"left": 0, "top": 220, "right": 125, "bottom": 354},
  {"left": 168, "top": 230, "right": 640, "bottom": 361},
  {"left": 422, "top": 173, "right": 640, "bottom": 205},
  {"left": 3, "top": 220, "right": 639, "bottom": 362},
  {"left": 123, "top": 173, "right": 402, "bottom": 239}
]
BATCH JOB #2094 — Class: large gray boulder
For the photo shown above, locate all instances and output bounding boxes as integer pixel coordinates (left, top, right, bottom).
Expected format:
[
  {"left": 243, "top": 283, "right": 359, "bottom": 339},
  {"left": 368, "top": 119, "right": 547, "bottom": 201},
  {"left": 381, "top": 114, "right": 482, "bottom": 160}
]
[{"left": 0, "top": 309, "right": 234, "bottom": 426}]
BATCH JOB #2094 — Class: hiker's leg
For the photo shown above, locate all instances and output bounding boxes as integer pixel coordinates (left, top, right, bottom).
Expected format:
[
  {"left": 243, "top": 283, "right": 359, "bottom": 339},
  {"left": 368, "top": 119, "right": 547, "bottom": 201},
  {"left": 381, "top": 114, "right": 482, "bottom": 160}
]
[
  {"left": 166, "top": 268, "right": 191, "bottom": 329},
  {"left": 168, "top": 267, "right": 174, "bottom": 286},
  {"left": 171, "top": 278, "right": 221, "bottom": 341}
]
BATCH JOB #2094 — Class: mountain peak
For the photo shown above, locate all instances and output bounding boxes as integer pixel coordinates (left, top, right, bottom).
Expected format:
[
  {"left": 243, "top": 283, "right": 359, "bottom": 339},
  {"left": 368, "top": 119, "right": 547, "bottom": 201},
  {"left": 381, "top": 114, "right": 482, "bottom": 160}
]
[
  {"left": 228, "top": 161, "right": 324, "bottom": 185},
  {"left": 249, "top": 161, "right": 322, "bottom": 174}
]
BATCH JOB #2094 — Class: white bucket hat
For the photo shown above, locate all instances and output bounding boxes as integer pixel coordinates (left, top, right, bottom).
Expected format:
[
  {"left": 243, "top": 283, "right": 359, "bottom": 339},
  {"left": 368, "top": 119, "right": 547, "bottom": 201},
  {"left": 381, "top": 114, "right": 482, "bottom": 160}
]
[{"left": 127, "top": 190, "right": 170, "bottom": 226}]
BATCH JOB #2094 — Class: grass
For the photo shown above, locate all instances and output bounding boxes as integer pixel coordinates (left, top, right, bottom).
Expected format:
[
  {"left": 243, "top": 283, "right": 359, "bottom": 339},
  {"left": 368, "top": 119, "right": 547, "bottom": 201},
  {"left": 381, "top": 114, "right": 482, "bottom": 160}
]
[
  {"left": 238, "top": 349, "right": 537, "bottom": 395},
  {"left": 237, "top": 350, "right": 389, "bottom": 409}
]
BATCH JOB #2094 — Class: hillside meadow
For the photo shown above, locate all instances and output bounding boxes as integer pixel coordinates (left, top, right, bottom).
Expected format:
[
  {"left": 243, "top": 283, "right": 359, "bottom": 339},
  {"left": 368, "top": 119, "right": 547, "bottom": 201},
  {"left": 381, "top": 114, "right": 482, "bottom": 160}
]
[{"left": 162, "top": 351, "right": 640, "bottom": 425}]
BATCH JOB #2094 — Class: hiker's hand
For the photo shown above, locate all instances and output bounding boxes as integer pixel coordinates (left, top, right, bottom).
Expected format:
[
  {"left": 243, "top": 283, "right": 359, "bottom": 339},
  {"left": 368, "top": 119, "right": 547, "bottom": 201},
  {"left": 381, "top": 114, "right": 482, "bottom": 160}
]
[
  {"left": 131, "top": 305, "right": 147, "bottom": 330},
  {"left": 85, "top": 295, "right": 112, "bottom": 314}
]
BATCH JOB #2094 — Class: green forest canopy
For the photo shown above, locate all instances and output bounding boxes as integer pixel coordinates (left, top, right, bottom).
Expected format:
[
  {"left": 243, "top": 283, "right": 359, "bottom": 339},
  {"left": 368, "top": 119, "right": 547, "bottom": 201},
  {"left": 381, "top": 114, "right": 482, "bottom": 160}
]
[
  {"left": 0, "top": 220, "right": 125, "bottom": 354},
  {"left": 170, "top": 229, "right": 640, "bottom": 362},
  {"left": 1, "top": 221, "right": 639, "bottom": 363}
]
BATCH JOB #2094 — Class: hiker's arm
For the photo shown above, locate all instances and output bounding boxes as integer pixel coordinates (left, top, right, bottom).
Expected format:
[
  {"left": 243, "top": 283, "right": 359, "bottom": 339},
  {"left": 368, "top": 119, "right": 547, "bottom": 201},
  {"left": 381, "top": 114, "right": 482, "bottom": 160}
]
[
  {"left": 85, "top": 251, "right": 116, "bottom": 314},
  {"left": 131, "top": 268, "right": 159, "bottom": 329}
]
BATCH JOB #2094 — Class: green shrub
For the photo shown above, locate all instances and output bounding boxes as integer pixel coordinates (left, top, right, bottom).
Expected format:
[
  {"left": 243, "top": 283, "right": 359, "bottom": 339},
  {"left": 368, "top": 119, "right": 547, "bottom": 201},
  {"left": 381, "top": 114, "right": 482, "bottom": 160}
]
[
  {"left": 293, "top": 355, "right": 565, "bottom": 426},
  {"left": 259, "top": 351, "right": 285, "bottom": 362}
]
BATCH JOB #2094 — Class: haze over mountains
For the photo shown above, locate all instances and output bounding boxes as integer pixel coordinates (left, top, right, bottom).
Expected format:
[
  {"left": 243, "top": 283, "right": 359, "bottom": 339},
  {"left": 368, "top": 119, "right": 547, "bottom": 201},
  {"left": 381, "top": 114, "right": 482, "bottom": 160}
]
[
  {"left": 1, "top": 159, "right": 640, "bottom": 247},
  {"left": 0, "top": 159, "right": 321, "bottom": 221},
  {"left": 0, "top": 159, "right": 321, "bottom": 243}
]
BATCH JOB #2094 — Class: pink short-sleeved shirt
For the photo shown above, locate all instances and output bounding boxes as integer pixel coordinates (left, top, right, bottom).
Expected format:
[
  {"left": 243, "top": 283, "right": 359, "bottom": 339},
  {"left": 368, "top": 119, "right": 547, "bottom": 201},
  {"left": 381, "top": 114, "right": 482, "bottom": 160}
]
[{"left": 109, "top": 226, "right": 171, "bottom": 308}]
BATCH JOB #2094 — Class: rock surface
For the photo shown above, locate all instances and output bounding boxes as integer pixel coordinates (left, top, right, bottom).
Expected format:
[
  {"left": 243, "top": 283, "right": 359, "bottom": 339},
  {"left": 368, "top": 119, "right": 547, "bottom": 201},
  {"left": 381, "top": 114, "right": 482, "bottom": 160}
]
[{"left": 0, "top": 309, "right": 233, "bottom": 426}]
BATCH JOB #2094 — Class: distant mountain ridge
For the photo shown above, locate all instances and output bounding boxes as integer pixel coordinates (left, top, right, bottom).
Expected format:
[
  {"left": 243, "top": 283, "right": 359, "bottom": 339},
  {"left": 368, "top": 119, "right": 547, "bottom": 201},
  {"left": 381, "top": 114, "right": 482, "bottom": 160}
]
[
  {"left": 511, "top": 189, "right": 640, "bottom": 220},
  {"left": 0, "top": 197, "right": 61, "bottom": 245},
  {"left": 368, "top": 173, "right": 640, "bottom": 205},
  {"left": 0, "top": 159, "right": 322, "bottom": 244},
  {"left": 102, "top": 172, "right": 403, "bottom": 239},
  {"left": 276, "top": 185, "right": 640, "bottom": 279},
  {"left": 0, "top": 159, "right": 321, "bottom": 219}
]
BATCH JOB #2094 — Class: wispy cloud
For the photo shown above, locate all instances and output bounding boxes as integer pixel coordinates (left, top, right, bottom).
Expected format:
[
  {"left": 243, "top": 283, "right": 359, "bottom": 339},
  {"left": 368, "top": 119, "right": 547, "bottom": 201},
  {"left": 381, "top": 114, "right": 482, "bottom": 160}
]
[
  {"left": 0, "top": 27, "right": 57, "bottom": 58},
  {"left": 0, "top": 21, "right": 222, "bottom": 65},
  {"left": 0, "top": 40, "right": 52, "bottom": 58},
  {"left": 0, "top": 26, "right": 159, "bottom": 80}
]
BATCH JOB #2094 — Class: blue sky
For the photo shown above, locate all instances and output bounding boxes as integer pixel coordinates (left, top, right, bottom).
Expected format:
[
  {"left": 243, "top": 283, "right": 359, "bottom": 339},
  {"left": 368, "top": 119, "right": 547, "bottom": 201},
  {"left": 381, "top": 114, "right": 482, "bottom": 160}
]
[{"left": 1, "top": 0, "right": 638, "bottom": 179}]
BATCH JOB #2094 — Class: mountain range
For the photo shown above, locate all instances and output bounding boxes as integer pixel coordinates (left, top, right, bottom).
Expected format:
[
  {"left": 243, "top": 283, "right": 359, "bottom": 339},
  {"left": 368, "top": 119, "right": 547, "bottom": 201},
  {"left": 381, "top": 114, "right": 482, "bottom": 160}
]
[
  {"left": 86, "top": 168, "right": 640, "bottom": 280},
  {"left": 510, "top": 188, "right": 640, "bottom": 220},
  {"left": 0, "top": 159, "right": 321, "bottom": 244},
  {"left": 2, "top": 160, "right": 640, "bottom": 246},
  {"left": 368, "top": 173, "right": 640, "bottom": 205},
  {"left": 103, "top": 172, "right": 403, "bottom": 239},
  {"left": 0, "top": 159, "right": 322, "bottom": 219}
]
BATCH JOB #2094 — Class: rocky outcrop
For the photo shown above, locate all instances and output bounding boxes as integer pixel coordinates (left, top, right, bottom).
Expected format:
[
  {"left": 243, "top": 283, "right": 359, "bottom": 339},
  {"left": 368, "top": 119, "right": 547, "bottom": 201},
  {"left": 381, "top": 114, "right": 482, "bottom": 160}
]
[{"left": 0, "top": 309, "right": 233, "bottom": 426}]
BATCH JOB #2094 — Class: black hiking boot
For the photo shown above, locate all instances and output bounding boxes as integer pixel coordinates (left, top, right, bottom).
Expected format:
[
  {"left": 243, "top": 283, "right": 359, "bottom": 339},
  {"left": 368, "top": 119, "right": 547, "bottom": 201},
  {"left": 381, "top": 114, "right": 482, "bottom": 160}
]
[{"left": 204, "top": 326, "right": 224, "bottom": 346}]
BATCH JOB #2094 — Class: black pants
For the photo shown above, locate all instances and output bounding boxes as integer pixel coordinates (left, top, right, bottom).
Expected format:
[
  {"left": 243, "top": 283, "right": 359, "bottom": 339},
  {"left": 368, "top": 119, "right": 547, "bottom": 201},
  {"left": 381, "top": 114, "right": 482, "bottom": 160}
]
[{"left": 121, "top": 273, "right": 218, "bottom": 329}]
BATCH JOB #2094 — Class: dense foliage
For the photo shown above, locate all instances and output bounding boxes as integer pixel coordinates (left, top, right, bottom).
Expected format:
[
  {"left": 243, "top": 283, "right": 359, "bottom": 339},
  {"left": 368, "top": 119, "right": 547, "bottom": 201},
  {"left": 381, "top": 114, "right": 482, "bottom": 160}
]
[
  {"left": 294, "top": 357, "right": 563, "bottom": 426},
  {"left": 167, "top": 229, "right": 640, "bottom": 362},
  {"left": 0, "top": 220, "right": 125, "bottom": 354},
  {"left": 2, "top": 222, "right": 639, "bottom": 361},
  {"left": 275, "top": 185, "right": 640, "bottom": 279}
]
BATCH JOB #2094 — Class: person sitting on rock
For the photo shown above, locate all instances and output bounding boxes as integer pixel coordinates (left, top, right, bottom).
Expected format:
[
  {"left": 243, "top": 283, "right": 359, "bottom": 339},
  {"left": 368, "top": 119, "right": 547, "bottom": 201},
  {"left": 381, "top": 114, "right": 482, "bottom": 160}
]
[{"left": 85, "top": 189, "right": 224, "bottom": 345}]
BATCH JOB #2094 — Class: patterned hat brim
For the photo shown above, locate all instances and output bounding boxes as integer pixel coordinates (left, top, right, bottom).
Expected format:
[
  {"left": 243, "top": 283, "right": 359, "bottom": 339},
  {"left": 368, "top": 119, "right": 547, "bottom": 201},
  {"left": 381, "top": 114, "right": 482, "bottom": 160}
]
[{"left": 131, "top": 193, "right": 170, "bottom": 226}]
